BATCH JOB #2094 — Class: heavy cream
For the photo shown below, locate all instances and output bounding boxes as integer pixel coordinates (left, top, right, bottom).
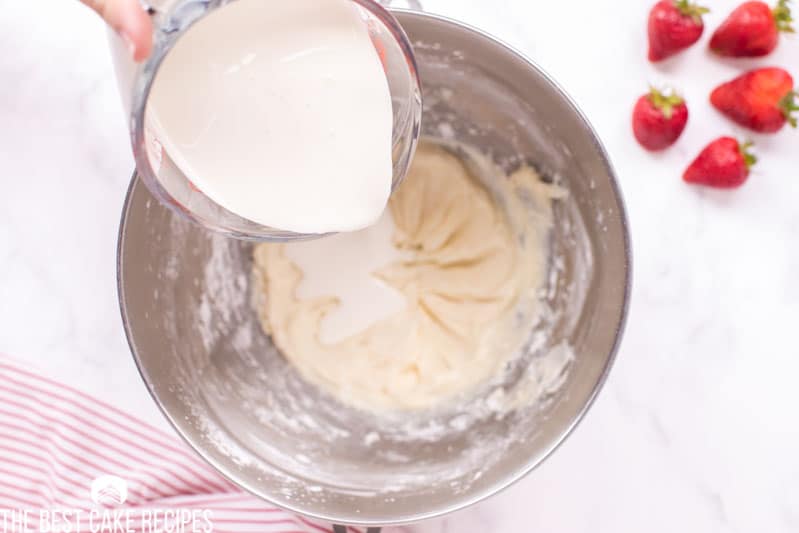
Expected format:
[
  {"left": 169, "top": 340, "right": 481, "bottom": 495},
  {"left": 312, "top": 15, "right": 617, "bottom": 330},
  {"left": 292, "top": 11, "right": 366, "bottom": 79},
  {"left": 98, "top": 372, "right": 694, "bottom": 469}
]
[
  {"left": 146, "top": 0, "right": 394, "bottom": 234},
  {"left": 283, "top": 209, "right": 408, "bottom": 344}
]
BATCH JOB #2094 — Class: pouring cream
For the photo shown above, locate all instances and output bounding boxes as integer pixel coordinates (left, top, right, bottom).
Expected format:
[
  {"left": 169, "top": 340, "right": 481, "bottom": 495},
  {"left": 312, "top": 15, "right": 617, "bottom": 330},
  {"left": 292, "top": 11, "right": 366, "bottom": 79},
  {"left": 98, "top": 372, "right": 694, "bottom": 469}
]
[{"left": 146, "top": 0, "right": 394, "bottom": 234}]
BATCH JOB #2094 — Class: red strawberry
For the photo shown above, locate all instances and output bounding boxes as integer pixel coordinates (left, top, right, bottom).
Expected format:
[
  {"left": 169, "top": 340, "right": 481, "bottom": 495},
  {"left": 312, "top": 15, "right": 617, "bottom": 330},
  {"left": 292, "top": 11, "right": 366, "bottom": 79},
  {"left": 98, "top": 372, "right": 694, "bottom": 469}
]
[
  {"left": 648, "top": 0, "right": 710, "bottom": 61},
  {"left": 710, "top": 67, "right": 798, "bottom": 133},
  {"left": 710, "top": 0, "right": 795, "bottom": 57},
  {"left": 632, "top": 88, "right": 689, "bottom": 150},
  {"left": 683, "top": 137, "right": 756, "bottom": 188}
]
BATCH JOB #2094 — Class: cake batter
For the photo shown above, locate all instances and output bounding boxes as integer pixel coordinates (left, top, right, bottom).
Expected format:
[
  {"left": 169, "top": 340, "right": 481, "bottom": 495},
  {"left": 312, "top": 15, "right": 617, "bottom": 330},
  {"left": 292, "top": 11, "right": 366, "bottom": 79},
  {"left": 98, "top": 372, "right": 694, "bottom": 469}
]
[{"left": 253, "top": 142, "right": 559, "bottom": 411}]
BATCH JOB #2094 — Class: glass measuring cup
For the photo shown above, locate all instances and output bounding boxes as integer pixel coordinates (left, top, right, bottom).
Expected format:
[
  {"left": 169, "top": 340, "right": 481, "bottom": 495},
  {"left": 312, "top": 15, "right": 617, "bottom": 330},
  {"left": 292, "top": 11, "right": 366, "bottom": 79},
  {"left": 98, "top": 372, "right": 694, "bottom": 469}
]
[{"left": 109, "top": 0, "right": 422, "bottom": 241}]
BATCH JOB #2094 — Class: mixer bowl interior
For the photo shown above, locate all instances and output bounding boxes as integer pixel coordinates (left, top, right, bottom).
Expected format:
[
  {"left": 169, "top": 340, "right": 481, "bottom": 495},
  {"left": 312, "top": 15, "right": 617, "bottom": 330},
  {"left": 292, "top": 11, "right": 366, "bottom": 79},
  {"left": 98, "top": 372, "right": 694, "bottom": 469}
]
[{"left": 118, "top": 11, "right": 630, "bottom": 526}]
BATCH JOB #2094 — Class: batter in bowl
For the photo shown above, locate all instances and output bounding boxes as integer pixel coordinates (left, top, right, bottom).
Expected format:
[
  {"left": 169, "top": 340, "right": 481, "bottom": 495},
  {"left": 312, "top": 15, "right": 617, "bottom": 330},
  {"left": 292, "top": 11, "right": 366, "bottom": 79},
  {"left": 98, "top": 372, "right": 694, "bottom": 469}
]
[{"left": 253, "top": 141, "right": 561, "bottom": 411}]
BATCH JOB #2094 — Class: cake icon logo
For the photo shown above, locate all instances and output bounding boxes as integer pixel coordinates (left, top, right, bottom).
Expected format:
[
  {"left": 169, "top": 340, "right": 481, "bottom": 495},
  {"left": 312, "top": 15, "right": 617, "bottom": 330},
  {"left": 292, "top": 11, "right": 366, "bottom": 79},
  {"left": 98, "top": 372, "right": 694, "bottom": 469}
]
[{"left": 90, "top": 475, "right": 128, "bottom": 506}]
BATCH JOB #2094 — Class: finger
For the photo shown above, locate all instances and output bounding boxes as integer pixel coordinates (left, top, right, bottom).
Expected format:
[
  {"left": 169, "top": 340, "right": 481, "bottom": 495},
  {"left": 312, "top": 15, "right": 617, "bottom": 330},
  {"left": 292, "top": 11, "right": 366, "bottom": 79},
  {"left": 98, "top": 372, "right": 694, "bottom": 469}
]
[{"left": 81, "top": 0, "right": 153, "bottom": 62}]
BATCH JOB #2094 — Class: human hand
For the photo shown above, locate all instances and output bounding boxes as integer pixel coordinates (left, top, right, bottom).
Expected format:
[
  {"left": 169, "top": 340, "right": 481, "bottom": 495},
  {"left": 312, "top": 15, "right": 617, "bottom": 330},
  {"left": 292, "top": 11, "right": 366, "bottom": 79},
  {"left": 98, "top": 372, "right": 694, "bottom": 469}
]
[{"left": 80, "top": 0, "right": 153, "bottom": 61}]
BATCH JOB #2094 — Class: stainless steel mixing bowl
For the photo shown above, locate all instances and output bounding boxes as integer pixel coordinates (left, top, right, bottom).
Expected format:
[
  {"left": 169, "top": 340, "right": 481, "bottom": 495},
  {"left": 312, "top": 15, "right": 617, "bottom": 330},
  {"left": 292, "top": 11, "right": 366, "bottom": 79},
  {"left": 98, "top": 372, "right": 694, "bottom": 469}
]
[{"left": 118, "top": 10, "right": 630, "bottom": 528}]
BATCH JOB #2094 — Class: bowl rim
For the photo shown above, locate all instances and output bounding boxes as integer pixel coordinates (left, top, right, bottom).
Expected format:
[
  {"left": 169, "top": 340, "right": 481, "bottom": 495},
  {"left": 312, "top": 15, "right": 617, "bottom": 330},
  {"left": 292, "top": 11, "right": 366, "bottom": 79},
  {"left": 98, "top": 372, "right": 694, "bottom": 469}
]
[{"left": 117, "top": 8, "right": 632, "bottom": 527}]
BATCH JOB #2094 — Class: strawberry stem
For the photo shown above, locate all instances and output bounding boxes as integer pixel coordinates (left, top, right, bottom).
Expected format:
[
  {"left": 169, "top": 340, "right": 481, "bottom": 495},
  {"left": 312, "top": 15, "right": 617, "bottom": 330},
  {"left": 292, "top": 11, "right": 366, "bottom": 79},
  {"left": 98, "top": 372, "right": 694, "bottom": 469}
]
[
  {"left": 739, "top": 141, "right": 758, "bottom": 169},
  {"left": 779, "top": 91, "right": 799, "bottom": 128},
  {"left": 674, "top": 0, "right": 710, "bottom": 22},
  {"left": 773, "top": 0, "right": 795, "bottom": 33},
  {"left": 648, "top": 87, "right": 684, "bottom": 120}
]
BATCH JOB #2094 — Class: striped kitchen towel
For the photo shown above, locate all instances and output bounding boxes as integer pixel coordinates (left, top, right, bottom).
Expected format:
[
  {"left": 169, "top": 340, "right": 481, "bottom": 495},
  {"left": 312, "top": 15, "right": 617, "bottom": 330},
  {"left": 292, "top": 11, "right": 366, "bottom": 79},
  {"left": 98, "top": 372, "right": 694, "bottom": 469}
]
[{"left": 0, "top": 355, "right": 400, "bottom": 533}]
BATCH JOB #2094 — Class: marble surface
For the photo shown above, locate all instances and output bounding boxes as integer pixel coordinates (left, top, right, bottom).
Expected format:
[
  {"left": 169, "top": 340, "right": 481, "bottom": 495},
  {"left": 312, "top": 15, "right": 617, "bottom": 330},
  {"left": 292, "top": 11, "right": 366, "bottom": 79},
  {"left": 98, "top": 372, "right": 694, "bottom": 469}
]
[{"left": 1, "top": 0, "right": 798, "bottom": 531}]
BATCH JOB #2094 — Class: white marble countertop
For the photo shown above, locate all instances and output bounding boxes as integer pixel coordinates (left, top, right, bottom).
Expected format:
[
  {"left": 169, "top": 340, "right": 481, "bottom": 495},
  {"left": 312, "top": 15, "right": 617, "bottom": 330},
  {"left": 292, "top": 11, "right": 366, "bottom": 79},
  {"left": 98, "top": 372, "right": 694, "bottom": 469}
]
[{"left": 1, "top": 0, "right": 798, "bottom": 531}]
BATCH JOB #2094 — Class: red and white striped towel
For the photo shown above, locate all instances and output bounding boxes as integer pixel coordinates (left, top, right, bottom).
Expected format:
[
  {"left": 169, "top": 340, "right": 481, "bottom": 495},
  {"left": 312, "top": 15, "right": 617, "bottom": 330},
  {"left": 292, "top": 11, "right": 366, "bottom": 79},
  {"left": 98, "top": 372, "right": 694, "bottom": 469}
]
[{"left": 0, "top": 355, "right": 403, "bottom": 533}]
